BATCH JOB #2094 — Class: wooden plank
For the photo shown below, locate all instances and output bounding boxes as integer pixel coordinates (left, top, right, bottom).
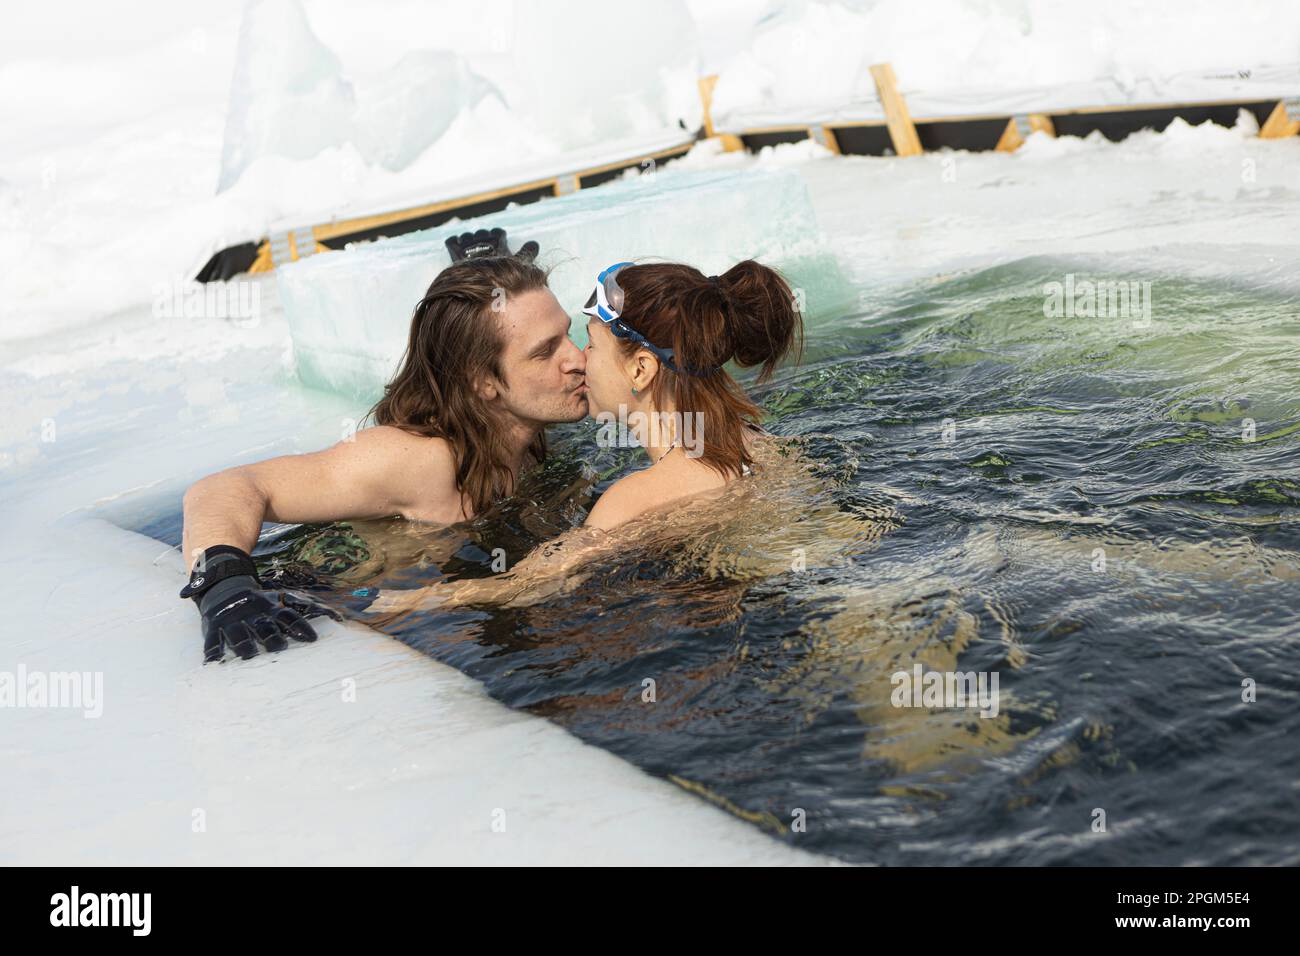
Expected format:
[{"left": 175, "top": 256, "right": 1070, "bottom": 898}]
[
  {"left": 307, "top": 143, "right": 694, "bottom": 245},
  {"left": 995, "top": 113, "right": 1056, "bottom": 152},
  {"left": 310, "top": 176, "right": 560, "bottom": 243},
  {"left": 1259, "top": 99, "right": 1300, "bottom": 138},
  {"left": 1030, "top": 114, "right": 1058, "bottom": 137},
  {"left": 738, "top": 123, "right": 857, "bottom": 136},
  {"left": 808, "top": 124, "right": 841, "bottom": 154},
  {"left": 869, "top": 62, "right": 922, "bottom": 157},
  {"left": 699, "top": 75, "right": 720, "bottom": 137},
  {"left": 994, "top": 118, "right": 1019, "bottom": 152},
  {"left": 697, "top": 74, "right": 745, "bottom": 151},
  {"left": 247, "top": 241, "right": 274, "bottom": 274},
  {"left": 572, "top": 142, "right": 694, "bottom": 179},
  {"left": 216, "top": 93, "right": 1281, "bottom": 280},
  {"left": 722, "top": 97, "right": 1278, "bottom": 136},
  {"left": 1058, "top": 96, "right": 1279, "bottom": 116}
]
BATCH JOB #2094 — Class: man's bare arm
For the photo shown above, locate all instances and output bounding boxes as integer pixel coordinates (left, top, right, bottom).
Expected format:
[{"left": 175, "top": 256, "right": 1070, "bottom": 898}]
[{"left": 181, "top": 425, "right": 461, "bottom": 568}]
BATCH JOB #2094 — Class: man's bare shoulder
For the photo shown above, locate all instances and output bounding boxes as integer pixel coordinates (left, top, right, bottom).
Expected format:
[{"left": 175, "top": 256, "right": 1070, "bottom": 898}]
[
  {"left": 354, "top": 425, "right": 452, "bottom": 460},
  {"left": 350, "top": 426, "right": 464, "bottom": 522}
]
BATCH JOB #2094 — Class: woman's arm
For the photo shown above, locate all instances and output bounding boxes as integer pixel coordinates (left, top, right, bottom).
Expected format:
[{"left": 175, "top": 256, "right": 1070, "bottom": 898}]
[
  {"left": 364, "top": 472, "right": 654, "bottom": 617},
  {"left": 365, "top": 524, "right": 615, "bottom": 618}
]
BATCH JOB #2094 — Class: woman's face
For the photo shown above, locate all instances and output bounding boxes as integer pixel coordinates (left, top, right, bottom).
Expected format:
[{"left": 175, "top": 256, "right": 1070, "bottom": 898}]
[{"left": 581, "top": 319, "right": 636, "bottom": 418}]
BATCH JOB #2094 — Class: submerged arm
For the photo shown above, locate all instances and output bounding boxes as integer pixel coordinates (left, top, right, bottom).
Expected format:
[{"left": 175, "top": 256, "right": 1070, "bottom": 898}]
[
  {"left": 367, "top": 524, "right": 618, "bottom": 617},
  {"left": 460, "top": 526, "right": 615, "bottom": 605},
  {"left": 366, "top": 471, "right": 656, "bottom": 617}
]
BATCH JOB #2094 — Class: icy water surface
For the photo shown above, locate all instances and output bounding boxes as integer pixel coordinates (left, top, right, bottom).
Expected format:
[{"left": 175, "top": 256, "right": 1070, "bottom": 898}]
[{"left": 199, "top": 257, "right": 1298, "bottom": 865}]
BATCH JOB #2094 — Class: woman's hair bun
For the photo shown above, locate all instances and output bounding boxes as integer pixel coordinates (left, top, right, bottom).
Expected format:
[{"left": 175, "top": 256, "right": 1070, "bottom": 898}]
[{"left": 715, "top": 260, "right": 803, "bottom": 382}]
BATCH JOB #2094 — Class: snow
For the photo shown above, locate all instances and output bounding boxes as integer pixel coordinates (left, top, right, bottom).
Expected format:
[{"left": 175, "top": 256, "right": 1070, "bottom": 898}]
[
  {"left": 220, "top": 1, "right": 504, "bottom": 190},
  {"left": 218, "top": 0, "right": 359, "bottom": 193},
  {"left": 709, "top": 0, "right": 1300, "bottom": 125},
  {"left": 2, "top": 516, "right": 825, "bottom": 865},
  {"left": 4, "top": 0, "right": 1297, "bottom": 344}
]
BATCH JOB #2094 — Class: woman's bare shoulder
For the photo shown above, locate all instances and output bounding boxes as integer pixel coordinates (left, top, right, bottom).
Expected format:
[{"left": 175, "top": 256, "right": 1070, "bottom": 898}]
[{"left": 583, "top": 469, "right": 659, "bottom": 531}]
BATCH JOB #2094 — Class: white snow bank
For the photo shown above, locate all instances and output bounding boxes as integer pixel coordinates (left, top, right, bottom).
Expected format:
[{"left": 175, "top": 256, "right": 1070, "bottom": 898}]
[
  {"left": 709, "top": 0, "right": 1300, "bottom": 128},
  {"left": 5, "top": 0, "right": 1298, "bottom": 347},
  {"left": 0, "top": 0, "right": 702, "bottom": 346},
  {"left": 0, "top": 518, "right": 825, "bottom": 865},
  {"left": 217, "top": 0, "right": 359, "bottom": 192},
  {"left": 2, "top": 0, "right": 1300, "bottom": 345},
  {"left": 797, "top": 110, "right": 1300, "bottom": 295},
  {"left": 219, "top": 0, "right": 503, "bottom": 190}
]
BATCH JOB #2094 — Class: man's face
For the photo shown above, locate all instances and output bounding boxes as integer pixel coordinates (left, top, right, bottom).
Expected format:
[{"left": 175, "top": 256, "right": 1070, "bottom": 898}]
[{"left": 485, "top": 287, "right": 588, "bottom": 425}]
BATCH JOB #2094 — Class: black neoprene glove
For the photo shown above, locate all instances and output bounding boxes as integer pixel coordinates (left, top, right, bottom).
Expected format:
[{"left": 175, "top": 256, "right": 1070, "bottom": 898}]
[
  {"left": 180, "top": 545, "right": 340, "bottom": 663},
  {"left": 445, "top": 227, "right": 539, "bottom": 263}
]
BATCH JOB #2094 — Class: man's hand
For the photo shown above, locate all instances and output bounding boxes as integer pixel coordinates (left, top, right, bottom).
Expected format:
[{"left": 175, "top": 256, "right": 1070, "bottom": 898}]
[
  {"left": 181, "top": 545, "right": 340, "bottom": 662},
  {"left": 445, "top": 227, "right": 539, "bottom": 263}
]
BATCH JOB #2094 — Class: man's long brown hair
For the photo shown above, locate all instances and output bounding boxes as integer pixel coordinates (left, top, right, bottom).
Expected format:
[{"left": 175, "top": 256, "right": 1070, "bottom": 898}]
[
  {"left": 614, "top": 260, "right": 804, "bottom": 478},
  {"left": 368, "top": 256, "right": 549, "bottom": 519}
]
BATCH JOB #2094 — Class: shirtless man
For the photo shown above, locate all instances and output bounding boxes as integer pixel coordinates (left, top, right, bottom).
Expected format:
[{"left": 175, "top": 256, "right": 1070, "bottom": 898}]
[{"left": 179, "top": 231, "right": 588, "bottom": 662}]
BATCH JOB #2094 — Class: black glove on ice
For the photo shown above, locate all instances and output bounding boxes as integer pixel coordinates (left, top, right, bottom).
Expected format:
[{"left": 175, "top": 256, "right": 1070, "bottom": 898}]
[
  {"left": 445, "top": 227, "right": 539, "bottom": 264},
  {"left": 180, "top": 545, "right": 340, "bottom": 663}
]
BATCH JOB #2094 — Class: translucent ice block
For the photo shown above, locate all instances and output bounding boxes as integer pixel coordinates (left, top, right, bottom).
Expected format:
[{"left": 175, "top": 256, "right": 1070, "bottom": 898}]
[{"left": 277, "top": 166, "right": 856, "bottom": 400}]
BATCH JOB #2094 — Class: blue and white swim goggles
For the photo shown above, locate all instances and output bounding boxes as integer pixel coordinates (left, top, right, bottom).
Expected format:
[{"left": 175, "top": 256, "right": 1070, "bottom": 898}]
[{"left": 581, "top": 262, "right": 721, "bottom": 377}]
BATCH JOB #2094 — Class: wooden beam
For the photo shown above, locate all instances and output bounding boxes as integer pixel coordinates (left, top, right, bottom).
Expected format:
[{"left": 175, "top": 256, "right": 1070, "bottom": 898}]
[
  {"left": 995, "top": 113, "right": 1056, "bottom": 152},
  {"left": 310, "top": 176, "right": 559, "bottom": 243},
  {"left": 234, "top": 140, "right": 697, "bottom": 275},
  {"left": 1259, "top": 98, "right": 1300, "bottom": 139},
  {"left": 697, "top": 74, "right": 745, "bottom": 152},
  {"left": 869, "top": 62, "right": 922, "bottom": 157},
  {"left": 247, "top": 240, "right": 274, "bottom": 274},
  {"left": 1059, "top": 96, "right": 1277, "bottom": 116},
  {"left": 307, "top": 143, "right": 693, "bottom": 245},
  {"left": 574, "top": 142, "right": 696, "bottom": 179},
  {"left": 730, "top": 97, "right": 1278, "bottom": 134},
  {"left": 699, "top": 74, "right": 720, "bottom": 138},
  {"left": 808, "top": 124, "right": 841, "bottom": 154}
]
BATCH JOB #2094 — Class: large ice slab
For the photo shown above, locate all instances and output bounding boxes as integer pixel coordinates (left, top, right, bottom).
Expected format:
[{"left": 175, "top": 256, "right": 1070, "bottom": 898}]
[
  {"left": 218, "top": 0, "right": 357, "bottom": 193},
  {"left": 277, "top": 166, "right": 855, "bottom": 399}
]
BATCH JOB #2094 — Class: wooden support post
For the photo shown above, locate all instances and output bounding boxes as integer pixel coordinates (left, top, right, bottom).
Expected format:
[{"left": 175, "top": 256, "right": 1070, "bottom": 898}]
[
  {"left": 248, "top": 240, "right": 274, "bottom": 274},
  {"left": 293, "top": 227, "right": 320, "bottom": 258},
  {"left": 268, "top": 231, "right": 292, "bottom": 268},
  {"left": 808, "top": 124, "right": 841, "bottom": 154},
  {"left": 697, "top": 75, "right": 744, "bottom": 152},
  {"left": 698, "top": 74, "right": 720, "bottom": 137},
  {"left": 1259, "top": 97, "right": 1300, "bottom": 139},
  {"left": 995, "top": 113, "right": 1056, "bottom": 152},
  {"left": 869, "top": 62, "right": 922, "bottom": 157}
]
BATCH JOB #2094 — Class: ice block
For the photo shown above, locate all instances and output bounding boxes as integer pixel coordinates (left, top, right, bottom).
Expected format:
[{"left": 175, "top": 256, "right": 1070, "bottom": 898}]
[{"left": 277, "top": 166, "right": 856, "bottom": 399}]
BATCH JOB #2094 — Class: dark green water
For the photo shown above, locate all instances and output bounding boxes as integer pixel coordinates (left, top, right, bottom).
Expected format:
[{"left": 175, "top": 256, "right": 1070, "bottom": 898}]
[{"left": 266, "top": 258, "right": 1300, "bottom": 865}]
